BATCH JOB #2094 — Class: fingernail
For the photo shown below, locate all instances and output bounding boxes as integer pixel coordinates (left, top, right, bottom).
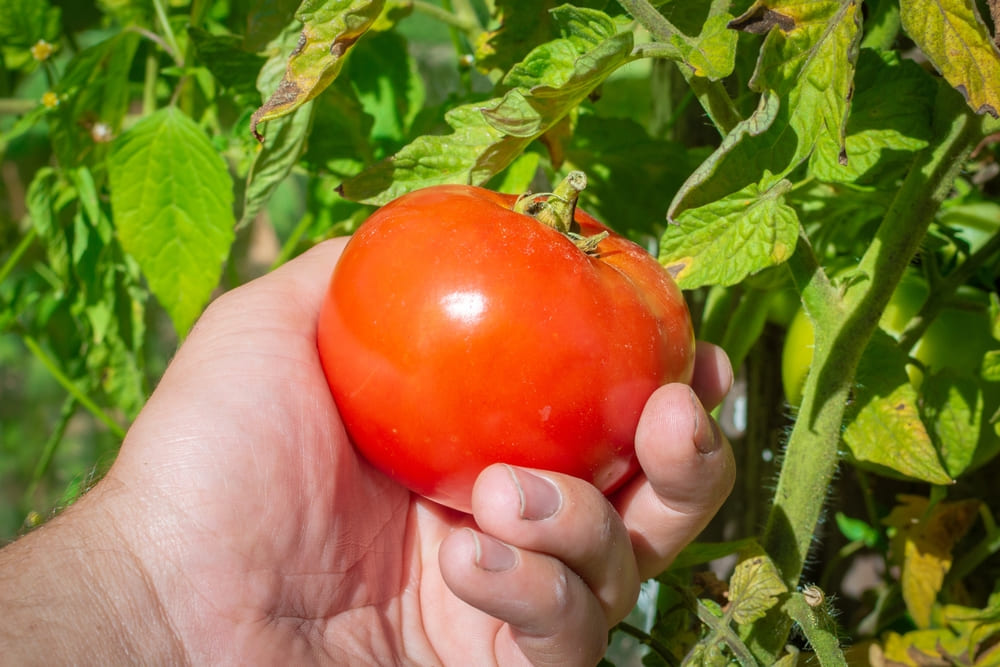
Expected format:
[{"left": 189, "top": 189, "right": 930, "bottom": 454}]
[
  {"left": 469, "top": 529, "right": 517, "bottom": 572},
  {"left": 690, "top": 386, "right": 722, "bottom": 454},
  {"left": 506, "top": 465, "right": 562, "bottom": 520}
]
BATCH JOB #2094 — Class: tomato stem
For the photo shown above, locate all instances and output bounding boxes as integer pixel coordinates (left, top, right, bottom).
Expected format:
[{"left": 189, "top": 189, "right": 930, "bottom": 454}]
[{"left": 515, "top": 171, "right": 607, "bottom": 253}]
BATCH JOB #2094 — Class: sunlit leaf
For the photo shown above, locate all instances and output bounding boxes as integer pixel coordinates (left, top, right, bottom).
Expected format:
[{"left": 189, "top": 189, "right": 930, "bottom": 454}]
[
  {"left": 475, "top": 0, "right": 562, "bottom": 74},
  {"left": 899, "top": 0, "right": 1000, "bottom": 118},
  {"left": 565, "top": 114, "right": 707, "bottom": 238},
  {"left": 670, "top": 11, "right": 737, "bottom": 80},
  {"left": 670, "top": 0, "right": 861, "bottom": 219},
  {"left": 922, "top": 369, "right": 984, "bottom": 478},
  {"left": 339, "top": 6, "right": 634, "bottom": 205},
  {"left": 879, "top": 628, "right": 970, "bottom": 665},
  {"left": 346, "top": 29, "right": 426, "bottom": 146},
  {"left": 659, "top": 179, "right": 798, "bottom": 289},
  {"left": 810, "top": 49, "right": 935, "bottom": 184},
  {"left": 843, "top": 332, "right": 953, "bottom": 485},
  {"left": 109, "top": 108, "right": 235, "bottom": 337}
]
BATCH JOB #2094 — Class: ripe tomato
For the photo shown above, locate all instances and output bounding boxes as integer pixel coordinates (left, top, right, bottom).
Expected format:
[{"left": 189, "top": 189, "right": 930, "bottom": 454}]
[{"left": 317, "top": 176, "right": 695, "bottom": 512}]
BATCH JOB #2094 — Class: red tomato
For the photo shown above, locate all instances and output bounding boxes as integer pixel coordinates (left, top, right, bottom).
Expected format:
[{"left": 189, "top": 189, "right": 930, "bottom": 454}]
[{"left": 317, "top": 180, "right": 695, "bottom": 512}]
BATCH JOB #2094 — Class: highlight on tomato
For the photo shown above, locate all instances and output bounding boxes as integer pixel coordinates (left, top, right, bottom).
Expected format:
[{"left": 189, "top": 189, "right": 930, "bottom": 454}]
[{"left": 317, "top": 172, "right": 696, "bottom": 512}]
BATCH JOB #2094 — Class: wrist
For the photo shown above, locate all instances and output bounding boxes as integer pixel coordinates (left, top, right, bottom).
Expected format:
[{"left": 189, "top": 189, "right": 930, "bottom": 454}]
[{"left": 0, "top": 480, "right": 188, "bottom": 663}]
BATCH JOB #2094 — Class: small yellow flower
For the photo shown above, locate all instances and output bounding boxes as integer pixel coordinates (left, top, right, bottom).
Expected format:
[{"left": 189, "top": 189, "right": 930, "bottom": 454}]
[
  {"left": 31, "top": 39, "right": 55, "bottom": 62},
  {"left": 41, "top": 91, "right": 59, "bottom": 108}
]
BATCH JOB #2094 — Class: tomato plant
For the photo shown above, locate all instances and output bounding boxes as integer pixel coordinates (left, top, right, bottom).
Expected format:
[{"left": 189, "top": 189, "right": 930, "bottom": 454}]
[
  {"left": 3, "top": 0, "right": 1000, "bottom": 663},
  {"left": 317, "top": 174, "right": 694, "bottom": 512},
  {"left": 782, "top": 269, "right": 999, "bottom": 406}
]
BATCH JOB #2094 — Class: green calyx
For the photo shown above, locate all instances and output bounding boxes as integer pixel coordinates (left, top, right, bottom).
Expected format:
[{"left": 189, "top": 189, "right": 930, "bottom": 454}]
[{"left": 513, "top": 170, "right": 608, "bottom": 254}]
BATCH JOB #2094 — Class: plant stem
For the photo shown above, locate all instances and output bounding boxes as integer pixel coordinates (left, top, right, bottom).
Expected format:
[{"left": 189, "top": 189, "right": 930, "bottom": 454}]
[
  {"left": 948, "top": 505, "right": 1000, "bottom": 583},
  {"left": 614, "top": 621, "right": 678, "bottom": 665},
  {"left": 21, "top": 336, "right": 127, "bottom": 440},
  {"left": 748, "top": 86, "right": 983, "bottom": 662},
  {"left": 693, "top": 602, "right": 756, "bottom": 666},
  {"left": 143, "top": 50, "right": 159, "bottom": 115},
  {"left": 0, "top": 226, "right": 37, "bottom": 287},
  {"left": 617, "top": 0, "right": 741, "bottom": 135},
  {"left": 126, "top": 26, "right": 179, "bottom": 65},
  {"left": 0, "top": 98, "right": 36, "bottom": 115},
  {"left": 151, "top": 0, "right": 183, "bottom": 66},
  {"left": 783, "top": 593, "right": 848, "bottom": 666},
  {"left": 23, "top": 395, "right": 77, "bottom": 505},
  {"left": 897, "top": 230, "right": 1000, "bottom": 350},
  {"left": 413, "top": 0, "right": 480, "bottom": 35}
]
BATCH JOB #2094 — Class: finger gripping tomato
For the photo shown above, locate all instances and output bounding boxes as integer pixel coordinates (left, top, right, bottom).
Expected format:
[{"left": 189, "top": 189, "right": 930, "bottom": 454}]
[{"left": 317, "top": 172, "right": 695, "bottom": 512}]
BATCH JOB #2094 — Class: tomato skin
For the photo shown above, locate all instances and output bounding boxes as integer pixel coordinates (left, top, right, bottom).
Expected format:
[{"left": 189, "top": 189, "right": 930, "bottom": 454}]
[{"left": 317, "top": 184, "right": 695, "bottom": 512}]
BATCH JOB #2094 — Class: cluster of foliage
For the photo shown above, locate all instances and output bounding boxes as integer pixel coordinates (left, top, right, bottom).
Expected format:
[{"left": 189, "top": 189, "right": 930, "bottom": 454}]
[{"left": 2, "top": 0, "right": 1000, "bottom": 663}]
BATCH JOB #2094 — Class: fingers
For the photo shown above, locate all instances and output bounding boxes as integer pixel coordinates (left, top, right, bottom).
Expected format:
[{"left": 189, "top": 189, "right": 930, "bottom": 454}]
[
  {"left": 690, "top": 341, "right": 734, "bottom": 411},
  {"left": 439, "top": 464, "right": 639, "bottom": 665},
  {"left": 615, "top": 382, "right": 736, "bottom": 579}
]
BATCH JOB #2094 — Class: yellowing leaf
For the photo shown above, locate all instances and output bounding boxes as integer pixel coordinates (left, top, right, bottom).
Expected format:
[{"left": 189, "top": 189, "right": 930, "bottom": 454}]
[
  {"left": 660, "top": 179, "right": 799, "bottom": 289},
  {"left": 883, "top": 495, "right": 980, "bottom": 628},
  {"left": 250, "top": 0, "right": 384, "bottom": 140},
  {"left": 844, "top": 332, "right": 954, "bottom": 484},
  {"left": 727, "top": 552, "right": 788, "bottom": 625},
  {"left": 900, "top": 0, "right": 1000, "bottom": 118},
  {"left": 879, "top": 628, "right": 969, "bottom": 665}
]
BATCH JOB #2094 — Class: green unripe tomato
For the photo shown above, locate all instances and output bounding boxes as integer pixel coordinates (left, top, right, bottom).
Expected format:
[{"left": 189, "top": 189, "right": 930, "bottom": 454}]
[{"left": 781, "top": 270, "right": 997, "bottom": 406}]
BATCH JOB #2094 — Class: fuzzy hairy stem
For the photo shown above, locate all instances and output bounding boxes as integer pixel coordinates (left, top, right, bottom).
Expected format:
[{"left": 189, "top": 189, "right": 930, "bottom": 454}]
[{"left": 747, "top": 86, "right": 983, "bottom": 662}]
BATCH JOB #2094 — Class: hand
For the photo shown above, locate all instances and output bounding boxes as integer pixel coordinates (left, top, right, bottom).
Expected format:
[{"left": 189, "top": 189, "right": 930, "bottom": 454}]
[{"left": 0, "top": 239, "right": 735, "bottom": 666}]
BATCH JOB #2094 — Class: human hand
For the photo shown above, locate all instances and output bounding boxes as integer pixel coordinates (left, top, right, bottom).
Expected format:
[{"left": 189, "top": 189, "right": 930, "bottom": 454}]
[{"left": 0, "top": 239, "right": 735, "bottom": 666}]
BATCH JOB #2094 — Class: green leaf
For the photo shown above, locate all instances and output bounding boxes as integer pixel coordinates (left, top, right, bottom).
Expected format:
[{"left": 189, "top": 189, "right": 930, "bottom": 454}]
[
  {"left": 659, "top": 179, "right": 798, "bottom": 289},
  {"left": 922, "top": 369, "right": 984, "bottom": 478},
  {"left": 843, "top": 332, "right": 954, "bottom": 484},
  {"left": 834, "top": 512, "right": 880, "bottom": 547},
  {"left": 982, "top": 350, "right": 1000, "bottom": 382},
  {"left": 0, "top": 0, "right": 61, "bottom": 69},
  {"left": 48, "top": 31, "right": 141, "bottom": 169},
  {"left": 490, "top": 150, "right": 541, "bottom": 195},
  {"left": 26, "top": 167, "right": 71, "bottom": 281},
  {"left": 670, "top": 0, "right": 862, "bottom": 219},
  {"left": 109, "top": 108, "right": 235, "bottom": 337},
  {"left": 188, "top": 27, "right": 267, "bottom": 99},
  {"left": 899, "top": 0, "right": 1000, "bottom": 118},
  {"left": 244, "top": 0, "right": 302, "bottom": 52},
  {"left": 809, "top": 49, "right": 936, "bottom": 184},
  {"left": 339, "top": 6, "right": 634, "bottom": 205},
  {"left": 668, "top": 538, "right": 761, "bottom": 570},
  {"left": 345, "top": 29, "right": 425, "bottom": 145},
  {"left": 251, "top": 0, "right": 385, "bottom": 139},
  {"left": 301, "top": 79, "right": 374, "bottom": 177},
  {"left": 565, "top": 114, "right": 707, "bottom": 238},
  {"left": 240, "top": 102, "right": 315, "bottom": 230},
  {"left": 728, "top": 551, "right": 788, "bottom": 626},
  {"left": 474, "top": 0, "right": 563, "bottom": 74},
  {"left": 669, "top": 11, "right": 738, "bottom": 80}
]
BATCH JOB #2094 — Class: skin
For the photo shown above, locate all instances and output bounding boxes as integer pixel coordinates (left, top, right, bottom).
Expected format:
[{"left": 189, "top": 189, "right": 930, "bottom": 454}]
[{"left": 0, "top": 238, "right": 735, "bottom": 666}]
